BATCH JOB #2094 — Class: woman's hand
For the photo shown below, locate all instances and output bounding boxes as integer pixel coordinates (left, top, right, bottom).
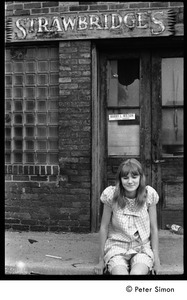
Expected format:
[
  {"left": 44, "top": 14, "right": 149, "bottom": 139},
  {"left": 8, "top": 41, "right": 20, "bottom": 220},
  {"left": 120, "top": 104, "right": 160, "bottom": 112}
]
[
  {"left": 94, "top": 204, "right": 112, "bottom": 275},
  {"left": 94, "top": 259, "right": 105, "bottom": 275},
  {"left": 153, "top": 255, "right": 160, "bottom": 274}
]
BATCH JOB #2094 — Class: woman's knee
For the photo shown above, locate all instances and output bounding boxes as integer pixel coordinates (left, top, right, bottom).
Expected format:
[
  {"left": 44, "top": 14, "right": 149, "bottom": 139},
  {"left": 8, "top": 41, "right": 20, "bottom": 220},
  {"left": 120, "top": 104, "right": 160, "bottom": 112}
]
[
  {"left": 111, "top": 265, "right": 129, "bottom": 275},
  {"left": 130, "top": 263, "right": 149, "bottom": 275}
]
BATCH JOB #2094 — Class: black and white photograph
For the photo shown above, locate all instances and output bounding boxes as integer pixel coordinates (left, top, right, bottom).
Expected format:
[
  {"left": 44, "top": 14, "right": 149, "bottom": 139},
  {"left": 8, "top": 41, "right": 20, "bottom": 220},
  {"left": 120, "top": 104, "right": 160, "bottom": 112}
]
[{"left": 4, "top": 0, "right": 184, "bottom": 298}]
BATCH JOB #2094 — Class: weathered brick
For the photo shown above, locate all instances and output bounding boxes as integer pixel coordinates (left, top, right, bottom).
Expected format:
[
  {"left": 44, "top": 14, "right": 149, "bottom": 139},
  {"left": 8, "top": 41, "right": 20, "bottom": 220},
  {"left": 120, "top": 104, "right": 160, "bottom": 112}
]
[
  {"left": 31, "top": 8, "right": 49, "bottom": 14},
  {"left": 70, "top": 5, "right": 88, "bottom": 11},
  {"left": 59, "top": 77, "right": 72, "bottom": 83},
  {"left": 13, "top": 175, "right": 29, "bottom": 181},
  {"left": 129, "top": 2, "right": 150, "bottom": 8},
  {"left": 59, "top": 66, "right": 71, "bottom": 71},
  {"left": 59, "top": 41, "right": 71, "bottom": 49},
  {"left": 14, "top": 10, "right": 30, "bottom": 15},
  {"left": 8, "top": 165, "right": 12, "bottom": 174},
  {"left": 79, "top": 221, "right": 90, "bottom": 226},
  {"left": 48, "top": 175, "right": 57, "bottom": 181},
  {"left": 80, "top": 214, "right": 90, "bottom": 221},
  {"left": 59, "top": 90, "right": 71, "bottom": 96},
  {"left": 61, "top": 47, "right": 78, "bottom": 53},
  {"left": 70, "top": 226, "right": 90, "bottom": 233},
  {"left": 70, "top": 71, "right": 82, "bottom": 77},
  {"left": 6, "top": 4, "right": 15, "bottom": 11},
  {"left": 41, "top": 166, "right": 45, "bottom": 175},
  {"left": 35, "top": 166, "right": 40, "bottom": 175},
  {"left": 78, "top": 59, "right": 91, "bottom": 65},
  {"left": 24, "top": 3, "right": 41, "bottom": 9},
  {"left": 150, "top": 2, "right": 169, "bottom": 8},
  {"left": 5, "top": 224, "right": 12, "bottom": 230},
  {"left": 21, "top": 193, "right": 38, "bottom": 200},
  {"left": 59, "top": 54, "right": 72, "bottom": 59},
  {"left": 59, "top": 83, "right": 79, "bottom": 90},
  {"left": 59, "top": 220, "right": 79, "bottom": 226},
  {"left": 42, "top": 2, "right": 59, "bottom": 7},
  {"left": 29, "top": 166, "right": 34, "bottom": 175},
  {"left": 169, "top": 2, "right": 183, "bottom": 7},
  {"left": 49, "top": 226, "right": 69, "bottom": 232},
  {"left": 50, "top": 7, "right": 62, "bottom": 12},
  {"left": 11, "top": 224, "right": 29, "bottom": 231},
  {"left": 5, "top": 218, "right": 20, "bottom": 224},
  {"left": 30, "top": 176, "right": 48, "bottom": 181},
  {"left": 60, "top": 58, "right": 78, "bottom": 65},
  {"left": 5, "top": 206, "right": 20, "bottom": 212},
  {"left": 78, "top": 83, "right": 91, "bottom": 90},
  {"left": 5, "top": 174, "right": 12, "bottom": 181},
  {"left": 24, "top": 166, "right": 29, "bottom": 175},
  {"left": 108, "top": 3, "right": 128, "bottom": 10},
  {"left": 70, "top": 175, "right": 90, "bottom": 182},
  {"left": 72, "top": 64, "right": 90, "bottom": 71},
  {"left": 20, "top": 219, "right": 38, "bottom": 225},
  {"left": 53, "top": 166, "right": 59, "bottom": 175},
  {"left": 18, "top": 165, "right": 23, "bottom": 174},
  {"left": 5, "top": 10, "right": 13, "bottom": 16},
  {"left": 89, "top": 5, "right": 108, "bottom": 10},
  {"left": 47, "top": 166, "right": 52, "bottom": 175},
  {"left": 7, "top": 3, "right": 23, "bottom": 10},
  {"left": 30, "top": 225, "right": 48, "bottom": 231}
]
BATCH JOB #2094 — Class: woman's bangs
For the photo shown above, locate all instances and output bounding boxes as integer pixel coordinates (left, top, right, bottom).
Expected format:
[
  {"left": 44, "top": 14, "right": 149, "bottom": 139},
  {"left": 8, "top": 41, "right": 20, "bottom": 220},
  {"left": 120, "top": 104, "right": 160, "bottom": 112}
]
[{"left": 120, "top": 163, "right": 140, "bottom": 177}]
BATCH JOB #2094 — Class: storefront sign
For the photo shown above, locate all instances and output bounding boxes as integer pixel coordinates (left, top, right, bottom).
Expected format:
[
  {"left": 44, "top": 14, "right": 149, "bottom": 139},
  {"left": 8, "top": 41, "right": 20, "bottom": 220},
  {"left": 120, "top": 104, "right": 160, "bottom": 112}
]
[
  {"left": 109, "top": 114, "right": 135, "bottom": 121},
  {"left": 6, "top": 9, "right": 177, "bottom": 42}
]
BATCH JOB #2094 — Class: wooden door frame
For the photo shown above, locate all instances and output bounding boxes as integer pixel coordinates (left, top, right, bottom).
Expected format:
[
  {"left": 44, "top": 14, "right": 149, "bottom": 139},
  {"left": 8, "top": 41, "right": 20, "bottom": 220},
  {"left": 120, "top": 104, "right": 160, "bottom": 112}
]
[
  {"left": 91, "top": 43, "right": 99, "bottom": 232},
  {"left": 151, "top": 49, "right": 184, "bottom": 229},
  {"left": 91, "top": 39, "right": 183, "bottom": 232},
  {"left": 139, "top": 51, "right": 152, "bottom": 186},
  {"left": 151, "top": 51, "right": 162, "bottom": 228},
  {"left": 91, "top": 46, "right": 152, "bottom": 232},
  {"left": 91, "top": 44, "right": 107, "bottom": 232}
]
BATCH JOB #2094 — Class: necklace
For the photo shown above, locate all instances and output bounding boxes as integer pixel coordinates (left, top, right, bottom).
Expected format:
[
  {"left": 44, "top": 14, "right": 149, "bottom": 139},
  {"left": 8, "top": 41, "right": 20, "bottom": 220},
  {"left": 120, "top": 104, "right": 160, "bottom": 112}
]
[{"left": 124, "top": 197, "right": 137, "bottom": 211}]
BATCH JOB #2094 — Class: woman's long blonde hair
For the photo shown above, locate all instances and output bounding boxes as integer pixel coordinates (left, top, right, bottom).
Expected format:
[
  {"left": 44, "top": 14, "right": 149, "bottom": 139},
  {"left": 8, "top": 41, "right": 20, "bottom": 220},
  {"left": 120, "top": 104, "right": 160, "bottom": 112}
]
[{"left": 113, "top": 158, "right": 147, "bottom": 209}]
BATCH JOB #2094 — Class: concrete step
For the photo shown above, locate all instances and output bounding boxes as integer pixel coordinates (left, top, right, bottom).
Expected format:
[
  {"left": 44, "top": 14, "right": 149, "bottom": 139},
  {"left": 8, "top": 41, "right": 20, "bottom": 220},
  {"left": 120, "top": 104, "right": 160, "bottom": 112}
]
[{"left": 5, "top": 230, "right": 183, "bottom": 276}]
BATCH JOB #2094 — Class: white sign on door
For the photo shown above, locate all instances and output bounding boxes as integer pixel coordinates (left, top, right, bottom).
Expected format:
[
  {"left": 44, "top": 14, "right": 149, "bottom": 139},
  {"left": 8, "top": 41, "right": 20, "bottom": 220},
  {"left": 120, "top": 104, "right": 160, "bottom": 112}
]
[{"left": 109, "top": 113, "right": 135, "bottom": 121}]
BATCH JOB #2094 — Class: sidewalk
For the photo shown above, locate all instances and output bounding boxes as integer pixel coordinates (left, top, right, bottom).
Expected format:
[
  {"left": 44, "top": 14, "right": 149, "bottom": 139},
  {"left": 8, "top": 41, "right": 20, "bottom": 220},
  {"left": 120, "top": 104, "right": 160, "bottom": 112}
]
[{"left": 5, "top": 229, "right": 183, "bottom": 275}]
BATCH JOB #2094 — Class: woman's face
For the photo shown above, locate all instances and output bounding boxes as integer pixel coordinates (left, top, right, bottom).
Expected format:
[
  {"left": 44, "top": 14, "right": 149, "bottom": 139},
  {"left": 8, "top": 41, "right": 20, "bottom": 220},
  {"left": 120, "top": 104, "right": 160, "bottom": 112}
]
[{"left": 121, "top": 172, "right": 140, "bottom": 197}]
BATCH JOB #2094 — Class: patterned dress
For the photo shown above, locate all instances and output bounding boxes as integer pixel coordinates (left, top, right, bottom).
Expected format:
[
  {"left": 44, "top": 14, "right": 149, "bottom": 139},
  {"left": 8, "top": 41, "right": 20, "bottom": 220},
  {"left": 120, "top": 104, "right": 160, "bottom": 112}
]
[{"left": 100, "top": 185, "right": 159, "bottom": 268}]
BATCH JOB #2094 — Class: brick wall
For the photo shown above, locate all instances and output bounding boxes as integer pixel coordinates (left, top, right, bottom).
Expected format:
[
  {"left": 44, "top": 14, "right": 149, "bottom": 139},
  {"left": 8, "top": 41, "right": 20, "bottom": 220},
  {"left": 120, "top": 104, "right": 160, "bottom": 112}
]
[
  {"left": 5, "top": 2, "right": 184, "bottom": 18},
  {"left": 5, "top": 2, "right": 184, "bottom": 232},
  {"left": 58, "top": 40, "right": 92, "bottom": 232},
  {"left": 5, "top": 34, "right": 92, "bottom": 234}
]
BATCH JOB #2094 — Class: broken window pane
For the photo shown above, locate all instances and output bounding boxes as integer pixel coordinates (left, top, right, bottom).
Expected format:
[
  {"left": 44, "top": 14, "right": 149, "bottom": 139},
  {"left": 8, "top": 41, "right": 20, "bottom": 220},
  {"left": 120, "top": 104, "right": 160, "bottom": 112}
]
[{"left": 108, "top": 59, "right": 139, "bottom": 107}]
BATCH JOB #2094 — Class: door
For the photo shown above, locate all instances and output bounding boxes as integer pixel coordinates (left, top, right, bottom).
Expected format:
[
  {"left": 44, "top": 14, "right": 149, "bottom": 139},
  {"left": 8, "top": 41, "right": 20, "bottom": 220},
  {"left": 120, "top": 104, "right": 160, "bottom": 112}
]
[
  {"left": 152, "top": 50, "right": 184, "bottom": 229},
  {"left": 105, "top": 51, "right": 152, "bottom": 179},
  {"left": 97, "top": 47, "right": 183, "bottom": 230}
]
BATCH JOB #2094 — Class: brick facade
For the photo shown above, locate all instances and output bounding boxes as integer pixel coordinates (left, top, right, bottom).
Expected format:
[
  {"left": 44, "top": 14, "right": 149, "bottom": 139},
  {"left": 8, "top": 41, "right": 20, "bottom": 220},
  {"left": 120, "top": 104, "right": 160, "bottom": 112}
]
[
  {"left": 5, "top": 39, "right": 91, "bottom": 233},
  {"left": 5, "top": 2, "right": 184, "bottom": 232}
]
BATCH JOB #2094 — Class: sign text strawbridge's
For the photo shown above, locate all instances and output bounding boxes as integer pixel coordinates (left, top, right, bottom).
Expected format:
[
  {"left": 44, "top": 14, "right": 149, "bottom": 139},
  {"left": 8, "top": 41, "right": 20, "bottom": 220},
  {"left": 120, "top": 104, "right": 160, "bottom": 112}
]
[{"left": 6, "top": 9, "right": 176, "bottom": 42}]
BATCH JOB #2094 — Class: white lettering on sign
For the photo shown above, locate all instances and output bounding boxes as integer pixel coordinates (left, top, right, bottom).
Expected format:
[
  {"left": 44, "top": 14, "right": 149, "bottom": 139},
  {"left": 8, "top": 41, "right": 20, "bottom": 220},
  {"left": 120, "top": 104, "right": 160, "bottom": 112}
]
[
  {"left": 109, "top": 114, "right": 135, "bottom": 121},
  {"left": 5, "top": 9, "right": 177, "bottom": 42},
  {"left": 14, "top": 13, "right": 166, "bottom": 37}
]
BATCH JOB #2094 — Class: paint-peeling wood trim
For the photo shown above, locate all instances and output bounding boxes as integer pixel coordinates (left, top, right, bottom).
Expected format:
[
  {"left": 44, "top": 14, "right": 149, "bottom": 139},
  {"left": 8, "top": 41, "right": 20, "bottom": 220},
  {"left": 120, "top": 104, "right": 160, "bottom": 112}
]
[{"left": 91, "top": 43, "right": 99, "bottom": 232}]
